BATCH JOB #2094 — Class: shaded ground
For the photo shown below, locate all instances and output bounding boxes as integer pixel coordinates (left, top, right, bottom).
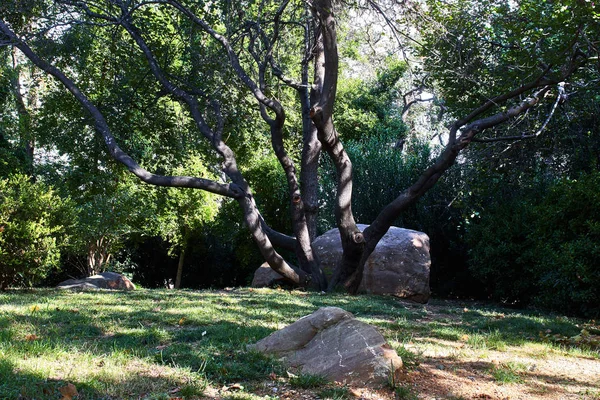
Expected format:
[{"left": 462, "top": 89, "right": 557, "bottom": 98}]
[{"left": 399, "top": 301, "right": 600, "bottom": 400}]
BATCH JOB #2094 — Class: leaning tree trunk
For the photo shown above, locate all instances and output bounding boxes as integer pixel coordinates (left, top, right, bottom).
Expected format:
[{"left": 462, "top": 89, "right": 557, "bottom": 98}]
[{"left": 309, "top": 0, "right": 365, "bottom": 291}]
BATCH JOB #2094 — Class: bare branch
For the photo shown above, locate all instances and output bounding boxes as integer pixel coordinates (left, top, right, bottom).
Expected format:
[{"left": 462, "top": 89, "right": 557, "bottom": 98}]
[{"left": 472, "top": 83, "right": 565, "bottom": 143}]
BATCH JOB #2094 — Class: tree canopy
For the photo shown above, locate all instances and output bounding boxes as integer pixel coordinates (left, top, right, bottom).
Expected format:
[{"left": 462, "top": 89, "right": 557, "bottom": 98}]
[{"left": 0, "top": 0, "right": 599, "bottom": 306}]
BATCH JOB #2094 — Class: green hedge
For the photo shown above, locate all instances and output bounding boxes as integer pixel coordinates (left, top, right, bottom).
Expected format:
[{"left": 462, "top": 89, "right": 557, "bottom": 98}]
[{"left": 466, "top": 173, "right": 600, "bottom": 317}]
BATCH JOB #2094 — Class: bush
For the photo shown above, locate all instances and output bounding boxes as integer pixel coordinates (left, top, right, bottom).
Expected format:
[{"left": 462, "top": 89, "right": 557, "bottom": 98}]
[
  {"left": 531, "top": 174, "right": 600, "bottom": 316},
  {"left": 466, "top": 172, "right": 600, "bottom": 316},
  {"left": 0, "top": 174, "right": 74, "bottom": 289}
]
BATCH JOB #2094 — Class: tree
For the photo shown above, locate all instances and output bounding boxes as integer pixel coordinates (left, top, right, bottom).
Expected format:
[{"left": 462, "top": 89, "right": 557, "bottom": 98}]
[
  {"left": 0, "top": 174, "right": 75, "bottom": 289},
  {"left": 147, "top": 154, "right": 220, "bottom": 288},
  {"left": 0, "top": 0, "right": 597, "bottom": 292}
]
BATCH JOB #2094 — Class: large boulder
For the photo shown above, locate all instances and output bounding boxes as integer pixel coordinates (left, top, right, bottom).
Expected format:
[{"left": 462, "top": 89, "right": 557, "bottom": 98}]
[
  {"left": 251, "top": 262, "right": 287, "bottom": 288},
  {"left": 313, "top": 224, "right": 430, "bottom": 302},
  {"left": 57, "top": 272, "right": 136, "bottom": 291},
  {"left": 251, "top": 307, "right": 402, "bottom": 384}
]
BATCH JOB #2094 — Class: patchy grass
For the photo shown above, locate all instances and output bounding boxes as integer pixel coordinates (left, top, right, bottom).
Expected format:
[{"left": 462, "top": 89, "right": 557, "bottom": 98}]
[
  {"left": 319, "top": 386, "right": 351, "bottom": 399},
  {"left": 490, "top": 361, "right": 527, "bottom": 384},
  {"left": 288, "top": 373, "right": 328, "bottom": 389},
  {"left": 394, "top": 384, "right": 419, "bottom": 400},
  {"left": 0, "top": 288, "right": 598, "bottom": 399}
]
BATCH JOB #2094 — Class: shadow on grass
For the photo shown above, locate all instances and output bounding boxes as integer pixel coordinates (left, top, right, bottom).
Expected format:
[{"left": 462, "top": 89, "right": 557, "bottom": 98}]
[
  {"left": 1, "top": 289, "right": 596, "bottom": 399},
  {"left": 0, "top": 356, "right": 212, "bottom": 400}
]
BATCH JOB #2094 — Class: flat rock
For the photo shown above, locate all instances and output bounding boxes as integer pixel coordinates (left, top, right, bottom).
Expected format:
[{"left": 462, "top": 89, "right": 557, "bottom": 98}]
[
  {"left": 251, "top": 307, "right": 402, "bottom": 384},
  {"left": 57, "top": 272, "right": 135, "bottom": 291}
]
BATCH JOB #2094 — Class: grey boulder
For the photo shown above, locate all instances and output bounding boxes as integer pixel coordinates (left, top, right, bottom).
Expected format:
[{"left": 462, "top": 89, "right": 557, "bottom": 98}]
[
  {"left": 251, "top": 262, "right": 287, "bottom": 288},
  {"left": 251, "top": 307, "right": 402, "bottom": 384},
  {"left": 313, "top": 224, "right": 430, "bottom": 302}
]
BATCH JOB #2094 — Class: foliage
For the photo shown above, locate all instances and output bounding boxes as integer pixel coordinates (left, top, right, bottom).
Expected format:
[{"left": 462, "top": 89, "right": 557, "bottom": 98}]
[
  {"left": 420, "top": 0, "right": 599, "bottom": 115},
  {"left": 120, "top": 200, "right": 264, "bottom": 289},
  {"left": 0, "top": 174, "right": 75, "bottom": 288},
  {"left": 245, "top": 155, "right": 292, "bottom": 235},
  {"left": 145, "top": 153, "right": 220, "bottom": 271},
  {"left": 319, "top": 133, "right": 433, "bottom": 232},
  {"left": 1, "top": 0, "right": 599, "bottom": 300},
  {"left": 530, "top": 174, "right": 600, "bottom": 315},
  {"left": 335, "top": 59, "right": 407, "bottom": 143},
  {"left": 467, "top": 172, "right": 600, "bottom": 316}
]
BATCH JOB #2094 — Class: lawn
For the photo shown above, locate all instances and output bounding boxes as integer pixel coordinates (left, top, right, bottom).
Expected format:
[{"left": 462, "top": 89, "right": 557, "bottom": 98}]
[{"left": 0, "top": 288, "right": 598, "bottom": 399}]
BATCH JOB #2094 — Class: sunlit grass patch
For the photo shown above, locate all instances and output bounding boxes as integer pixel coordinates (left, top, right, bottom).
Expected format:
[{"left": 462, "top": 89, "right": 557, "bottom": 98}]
[
  {"left": 319, "top": 386, "right": 351, "bottom": 399},
  {"left": 490, "top": 361, "right": 527, "bottom": 384},
  {"left": 466, "top": 329, "right": 507, "bottom": 351},
  {"left": 394, "top": 344, "right": 422, "bottom": 370}
]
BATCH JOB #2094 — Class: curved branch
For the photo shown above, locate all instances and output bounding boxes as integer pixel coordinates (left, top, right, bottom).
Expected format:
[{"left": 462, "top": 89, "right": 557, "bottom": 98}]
[
  {"left": 0, "top": 19, "right": 243, "bottom": 198},
  {"left": 345, "top": 85, "right": 555, "bottom": 293}
]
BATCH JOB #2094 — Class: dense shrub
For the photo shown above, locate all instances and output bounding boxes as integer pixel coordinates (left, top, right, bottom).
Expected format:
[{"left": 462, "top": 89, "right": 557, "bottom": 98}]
[
  {"left": 466, "top": 173, "right": 600, "bottom": 316},
  {"left": 0, "top": 174, "right": 74, "bottom": 289}
]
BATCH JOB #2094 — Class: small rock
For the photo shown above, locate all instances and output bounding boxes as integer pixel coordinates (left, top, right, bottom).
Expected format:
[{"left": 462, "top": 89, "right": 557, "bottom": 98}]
[{"left": 251, "top": 262, "right": 288, "bottom": 287}]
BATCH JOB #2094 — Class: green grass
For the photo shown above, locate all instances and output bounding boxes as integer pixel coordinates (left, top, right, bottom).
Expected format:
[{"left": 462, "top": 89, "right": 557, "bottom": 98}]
[
  {"left": 394, "top": 384, "right": 419, "bottom": 400},
  {"left": 319, "top": 386, "right": 351, "bottom": 399},
  {"left": 394, "top": 345, "right": 421, "bottom": 370},
  {"left": 0, "top": 288, "right": 596, "bottom": 399},
  {"left": 490, "top": 362, "right": 527, "bottom": 384},
  {"left": 288, "top": 373, "right": 328, "bottom": 389}
]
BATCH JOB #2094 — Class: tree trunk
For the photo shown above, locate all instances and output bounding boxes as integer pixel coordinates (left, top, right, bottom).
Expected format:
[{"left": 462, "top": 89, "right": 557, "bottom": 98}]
[
  {"left": 11, "top": 48, "right": 35, "bottom": 175},
  {"left": 175, "top": 247, "right": 185, "bottom": 289},
  {"left": 86, "top": 236, "right": 112, "bottom": 277},
  {"left": 301, "top": 17, "right": 321, "bottom": 242},
  {"left": 309, "top": 0, "right": 365, "bottom": 291}
]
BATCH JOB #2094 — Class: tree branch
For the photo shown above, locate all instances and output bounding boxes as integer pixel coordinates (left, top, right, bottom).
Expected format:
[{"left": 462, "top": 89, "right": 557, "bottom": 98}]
[
  {"left": 472, "top": 83, "right": 565, "bottom": 143},
  {"left": 0, "top": 19, "right": 243, "bottom": 199}
]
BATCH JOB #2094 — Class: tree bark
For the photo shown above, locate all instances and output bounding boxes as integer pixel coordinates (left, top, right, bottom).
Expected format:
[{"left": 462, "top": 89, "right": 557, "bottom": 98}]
[
  {"left": 175, "top": 247, "right": 185, "bottom": 289},
  {"left": 300, "top": 17, "right": 321, "bottom": 243},
  {"left": 309, "top": 0, "right": 364, "bottom": 291}
]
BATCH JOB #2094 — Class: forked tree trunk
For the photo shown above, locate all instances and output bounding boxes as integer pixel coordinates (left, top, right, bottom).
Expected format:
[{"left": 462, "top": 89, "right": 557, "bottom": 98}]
[
  {"left": 86, "top": 236, "right": 112, "bottom": 277},
  {"left": 1, "top": 2, "right": 584, "bottom": 294}
]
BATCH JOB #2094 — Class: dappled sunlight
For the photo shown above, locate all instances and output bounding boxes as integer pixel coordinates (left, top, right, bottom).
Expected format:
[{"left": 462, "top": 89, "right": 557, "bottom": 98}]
[{"left": 1, "top": 289, "right": 599, "bottom": 399}]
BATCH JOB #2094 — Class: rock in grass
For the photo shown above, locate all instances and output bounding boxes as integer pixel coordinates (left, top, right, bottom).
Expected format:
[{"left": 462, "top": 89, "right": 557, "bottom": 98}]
[
  {"left": 250, "top": 225, "right": 431, "bottom": 302},
  {"left": 57, "top": 272, "right": 135, "bottom": 291},
  {"left": 251, "top": 307, "right": 402, "bottom": 384},
  {"left": 251, "top": 262, "right": 288, "bottom": 288}
]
